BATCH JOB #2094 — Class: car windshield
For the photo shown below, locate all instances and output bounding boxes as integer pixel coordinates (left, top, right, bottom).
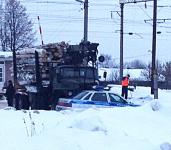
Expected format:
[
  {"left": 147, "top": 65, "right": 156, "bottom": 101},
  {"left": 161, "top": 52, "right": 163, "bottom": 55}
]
[
  {"left": 109, "top": 93, "right": 127, "bottom": 103},
  {"left": 60, "top": 67, "right": 98, "bottom": 79},
  {"left": 83, "top": 93, "right": 92, "bottom": 100},
  {"left": 73, "top": 91, "right": 89, "bottom": 99}
]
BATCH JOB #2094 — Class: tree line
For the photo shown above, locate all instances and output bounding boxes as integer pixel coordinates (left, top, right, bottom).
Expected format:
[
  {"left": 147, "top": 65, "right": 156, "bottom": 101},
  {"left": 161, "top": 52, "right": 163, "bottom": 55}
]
[{"left": 98, "top": 54, "right": 171, "bottom": 83}]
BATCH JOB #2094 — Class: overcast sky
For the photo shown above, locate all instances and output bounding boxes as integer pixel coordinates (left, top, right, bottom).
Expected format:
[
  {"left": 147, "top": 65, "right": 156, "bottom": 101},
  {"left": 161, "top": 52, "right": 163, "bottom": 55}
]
[{"left": 19, "top": 0, "right": 171, "bottom": 63}]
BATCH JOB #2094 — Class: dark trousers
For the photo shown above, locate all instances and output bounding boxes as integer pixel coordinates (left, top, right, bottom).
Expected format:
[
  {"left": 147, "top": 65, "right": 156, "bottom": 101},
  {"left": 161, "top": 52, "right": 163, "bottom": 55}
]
[
  {"left": 121, "top": 86, "right": 128, "bottom": 99},
  {"left": 7, "top": 97, "right": 13, "bottom": 107},
  {"left": 15, "top": 93, "right": 21, "bottom": 110},
  {"left": 21, "top": 94, "right": 30, "bottom": 110},
  {"left": 15, "top": 93, "right": 30, "bottom": 110}
]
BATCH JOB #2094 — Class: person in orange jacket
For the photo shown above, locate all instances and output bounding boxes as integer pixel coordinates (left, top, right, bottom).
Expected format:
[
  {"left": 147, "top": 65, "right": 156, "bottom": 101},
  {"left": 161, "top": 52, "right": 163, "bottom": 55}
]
[{"left": 121, "top": 74, "right": 130, "bottom": 99}]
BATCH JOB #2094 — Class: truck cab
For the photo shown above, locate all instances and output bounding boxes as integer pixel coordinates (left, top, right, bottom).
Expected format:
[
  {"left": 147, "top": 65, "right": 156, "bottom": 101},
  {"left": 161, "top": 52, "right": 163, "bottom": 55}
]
[{"left": 53, "top": 65, "right": 98, "bottom": 93}]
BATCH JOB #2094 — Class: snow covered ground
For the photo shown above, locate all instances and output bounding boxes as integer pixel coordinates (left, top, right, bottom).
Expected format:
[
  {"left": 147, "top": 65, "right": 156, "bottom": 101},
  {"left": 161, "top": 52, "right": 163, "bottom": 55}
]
[{"left": 0, "top": 85, "right": 171, "bottom": 150}]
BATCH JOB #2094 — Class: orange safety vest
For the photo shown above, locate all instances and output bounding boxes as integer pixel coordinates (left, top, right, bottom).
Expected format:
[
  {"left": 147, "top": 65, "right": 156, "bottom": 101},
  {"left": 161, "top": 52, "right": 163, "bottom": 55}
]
[{"left": 121, "top": 77, "right": 129, "bottom": 86}]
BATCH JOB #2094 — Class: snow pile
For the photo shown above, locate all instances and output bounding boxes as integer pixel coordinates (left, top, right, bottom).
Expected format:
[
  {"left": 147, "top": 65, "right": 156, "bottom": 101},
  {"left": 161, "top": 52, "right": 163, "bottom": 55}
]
[
  {"left": 68, "top": 109, "right": 107, "bottom": 133},
  {"left": 0, "top": 86, "right": 171, "bottom": 150},
  {"left": 151, "top": 100, "right": 161, "bottom": 111}
]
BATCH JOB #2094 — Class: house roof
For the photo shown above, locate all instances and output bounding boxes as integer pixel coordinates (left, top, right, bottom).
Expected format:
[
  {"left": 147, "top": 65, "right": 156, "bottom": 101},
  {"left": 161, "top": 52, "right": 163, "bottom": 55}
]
[{"left": 0, "top": 51, "right": 12, "bottom": 57}]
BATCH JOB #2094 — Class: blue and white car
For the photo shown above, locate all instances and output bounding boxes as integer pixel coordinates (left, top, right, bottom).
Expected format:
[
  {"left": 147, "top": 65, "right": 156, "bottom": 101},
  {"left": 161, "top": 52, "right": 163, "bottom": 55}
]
[{"left": 56, "top": 88, "right": 140, "bottom": 110}]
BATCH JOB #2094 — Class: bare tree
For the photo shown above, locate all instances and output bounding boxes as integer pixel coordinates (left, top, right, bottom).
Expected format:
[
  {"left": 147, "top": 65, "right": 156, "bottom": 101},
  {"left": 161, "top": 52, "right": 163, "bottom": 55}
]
[
  {"left": 141, "top": 63, "right": 151, "bottom": 81},
  {"left": 98, "top": 54, "right": 118, "bottom": 68},
  {"left": 0, "top": 3, "right": 7, "bottom": 51},
  {"left": 109, "top": 69, "right": 120, "bottom": 82},
  {"left": 161, "top": 61, "right": 171, "bottom": 88},
  {"left": 156, "top": 60, "right": 164, "bottom": 81},
  {"left": 2, "top": 0, "right": 36, "bottom": 51},
  {"left": 125, "top": 59, "right": 147, "bottom": 69},
  {"left": 141, "top": 60, "right": 163, "bottom": 81}
]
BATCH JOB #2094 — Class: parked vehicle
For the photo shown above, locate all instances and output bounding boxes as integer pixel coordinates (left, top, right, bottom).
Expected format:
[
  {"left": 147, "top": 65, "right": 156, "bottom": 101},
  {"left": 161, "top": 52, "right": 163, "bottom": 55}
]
[
  {"left": 56, "top": 87, "right": 140, "bottom": 111},
  {"left": 16, "top": 41, "right": 102, "bottom": 110}
]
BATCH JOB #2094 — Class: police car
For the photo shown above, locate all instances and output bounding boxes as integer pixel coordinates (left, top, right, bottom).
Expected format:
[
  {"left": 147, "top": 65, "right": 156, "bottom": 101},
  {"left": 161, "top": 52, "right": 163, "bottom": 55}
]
[{"left": 56, "top": 86, "right": 140, "bottom": 110}]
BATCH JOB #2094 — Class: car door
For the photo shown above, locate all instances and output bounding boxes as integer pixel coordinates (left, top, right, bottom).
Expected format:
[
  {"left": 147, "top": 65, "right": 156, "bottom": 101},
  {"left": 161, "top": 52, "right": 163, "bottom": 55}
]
[
  {"left": 108, "top": 93, "right": 128, "bottom": 107},
  {"left": 71, "top": 92, "right": 93, "bottom": 108},
  {"left": 90, "top": 92, "right": 109, "bottom": 107}
]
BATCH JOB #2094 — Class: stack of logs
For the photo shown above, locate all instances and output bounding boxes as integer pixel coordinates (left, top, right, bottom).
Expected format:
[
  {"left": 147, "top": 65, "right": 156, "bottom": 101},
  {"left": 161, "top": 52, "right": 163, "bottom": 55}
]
[{"left": 40, "top": 41, "right": 69, "bottom": 64}]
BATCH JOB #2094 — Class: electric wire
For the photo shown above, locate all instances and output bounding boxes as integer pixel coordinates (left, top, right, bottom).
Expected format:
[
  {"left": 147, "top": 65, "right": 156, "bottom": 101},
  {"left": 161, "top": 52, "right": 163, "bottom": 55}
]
[{"left": 18, "top": 0, "right": 171, "bottom": 41}]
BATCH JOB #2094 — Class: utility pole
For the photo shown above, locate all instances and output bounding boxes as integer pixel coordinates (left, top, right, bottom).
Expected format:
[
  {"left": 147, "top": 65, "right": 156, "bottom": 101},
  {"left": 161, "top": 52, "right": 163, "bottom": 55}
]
[
  {"left": 151, "top": 0, "right": 158, "bottom": 98},
  {"left": 84, "top": 0, "right": 88, "bottom": 42},
  {"left": 75, "top": 0, "right": 88, "bottom": 42},
  {"left": 120, "top": 3, "right": 124, "bottom": 82}
]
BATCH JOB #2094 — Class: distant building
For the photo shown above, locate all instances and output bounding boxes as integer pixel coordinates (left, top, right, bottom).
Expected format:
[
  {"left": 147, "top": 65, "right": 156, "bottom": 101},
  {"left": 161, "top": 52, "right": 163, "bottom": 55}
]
[{"left": 0, "top": 52, "right": 13, "bottom": 91}]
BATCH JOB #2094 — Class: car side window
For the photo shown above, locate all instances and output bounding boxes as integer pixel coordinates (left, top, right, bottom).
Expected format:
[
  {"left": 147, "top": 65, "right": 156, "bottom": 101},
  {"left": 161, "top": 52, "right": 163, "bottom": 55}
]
[
  {"left": 91, "top": 93, "right": 107, "bottom": 102},
  {"left": 109, "top": 93, "right": 126, "bottom": 103},
  {"left": 83, "top": 93, "right": 92, "bottom": 100}
]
